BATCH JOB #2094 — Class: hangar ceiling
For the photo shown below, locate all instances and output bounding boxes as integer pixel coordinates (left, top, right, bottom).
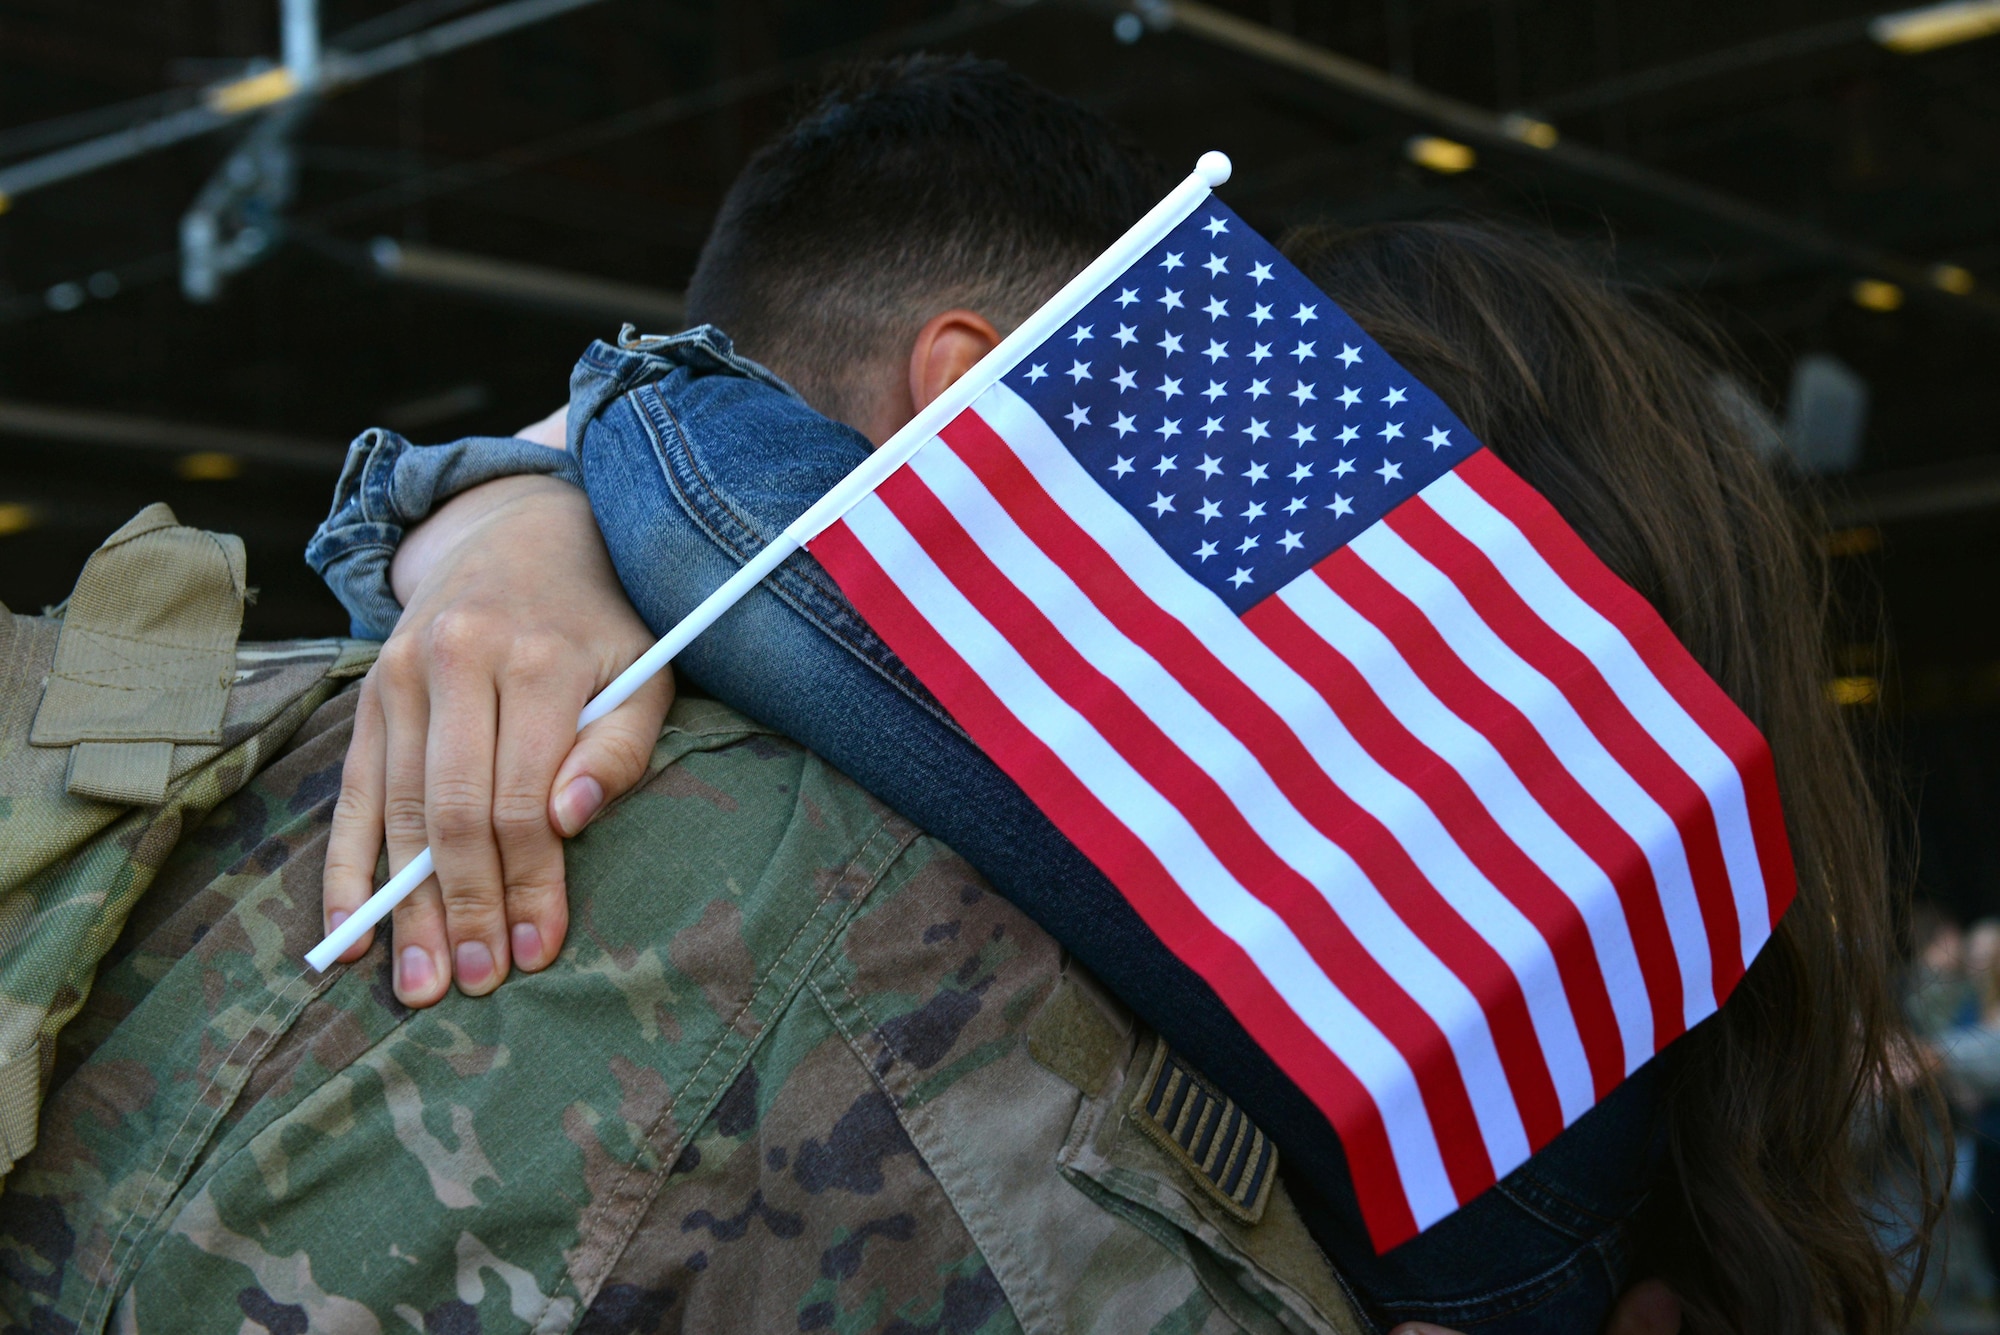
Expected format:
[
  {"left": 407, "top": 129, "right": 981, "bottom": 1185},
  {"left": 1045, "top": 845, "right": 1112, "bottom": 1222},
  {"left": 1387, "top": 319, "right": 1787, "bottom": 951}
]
[{"left": 3, "top": 1, "right": 1997, "bottom": 875}]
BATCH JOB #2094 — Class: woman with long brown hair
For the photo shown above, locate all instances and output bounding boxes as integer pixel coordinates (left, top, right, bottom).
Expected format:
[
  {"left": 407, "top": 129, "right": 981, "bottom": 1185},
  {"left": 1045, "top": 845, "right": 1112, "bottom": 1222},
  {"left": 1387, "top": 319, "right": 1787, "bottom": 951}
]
[{"left": 1284, "top": 219, "right": 1944, "bottom": 1332}]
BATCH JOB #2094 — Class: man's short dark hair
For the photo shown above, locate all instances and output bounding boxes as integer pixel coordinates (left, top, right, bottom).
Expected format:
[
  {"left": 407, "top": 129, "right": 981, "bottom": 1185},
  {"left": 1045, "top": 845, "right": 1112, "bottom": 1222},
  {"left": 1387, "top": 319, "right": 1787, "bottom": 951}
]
[{"left": 685, "top": 53, "right": 1169, "bottom": 419}]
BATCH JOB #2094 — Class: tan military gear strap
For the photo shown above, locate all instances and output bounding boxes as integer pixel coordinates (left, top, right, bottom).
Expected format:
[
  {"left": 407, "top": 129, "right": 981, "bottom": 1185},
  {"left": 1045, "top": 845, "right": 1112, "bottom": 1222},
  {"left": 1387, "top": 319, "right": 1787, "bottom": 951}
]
[
  {"left": 29, "top": 503, "right": 247, "bottom": 804},
  {"left": 0, "top": 1047, "right": 37, "bottom": 1175}
]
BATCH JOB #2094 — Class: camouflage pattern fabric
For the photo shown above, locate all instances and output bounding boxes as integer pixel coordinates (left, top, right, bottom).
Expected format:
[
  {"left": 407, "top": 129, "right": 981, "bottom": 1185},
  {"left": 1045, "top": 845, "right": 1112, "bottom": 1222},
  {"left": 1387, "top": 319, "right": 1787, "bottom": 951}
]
[
  {"left": 0, "top": 688, "right": 1367, "bottom": 1335},
  {"left": 0, "top": 597, "right": 375, "bottom": 1182}
]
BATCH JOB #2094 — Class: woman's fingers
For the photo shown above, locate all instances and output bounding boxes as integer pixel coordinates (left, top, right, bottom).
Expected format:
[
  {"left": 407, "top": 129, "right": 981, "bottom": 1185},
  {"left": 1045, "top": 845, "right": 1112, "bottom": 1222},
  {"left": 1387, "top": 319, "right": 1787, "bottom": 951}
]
[
  {"left": 491, "top": 651, "right": 593, "bottom": 974},
  {"left": 378, "top": 636, "right": 454, "bottom": 1007},
  {"left": 420, "top": 619, "right": 511, "bottom": 999},
  {"left": 520, "top": 646, "right": 675, "bottom": 972},
  {"left": 322, "top": 673, "right": 390, "bottom": 963},
  {"left": 549, "top": 658, "right": 676, "bottom": 837}
]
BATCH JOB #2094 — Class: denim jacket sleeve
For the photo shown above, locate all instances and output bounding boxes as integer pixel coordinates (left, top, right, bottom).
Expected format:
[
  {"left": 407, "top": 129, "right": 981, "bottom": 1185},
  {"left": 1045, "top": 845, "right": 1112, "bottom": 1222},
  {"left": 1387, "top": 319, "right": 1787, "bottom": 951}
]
[{"left": 304, "top": 427, "right": 584, "bottom": 639}]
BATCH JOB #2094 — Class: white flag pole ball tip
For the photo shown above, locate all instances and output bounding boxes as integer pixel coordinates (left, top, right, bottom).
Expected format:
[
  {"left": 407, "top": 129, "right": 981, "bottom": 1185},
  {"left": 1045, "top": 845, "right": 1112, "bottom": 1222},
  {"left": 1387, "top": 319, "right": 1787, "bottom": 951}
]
[{"left": 1195, "top": 151, "right": 1232, "bottom": 187}]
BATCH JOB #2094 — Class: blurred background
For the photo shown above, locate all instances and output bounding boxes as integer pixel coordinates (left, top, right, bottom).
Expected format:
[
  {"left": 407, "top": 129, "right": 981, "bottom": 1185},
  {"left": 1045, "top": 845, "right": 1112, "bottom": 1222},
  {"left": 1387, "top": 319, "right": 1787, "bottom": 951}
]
[{"left": 0, "top": 0, "right": 1997, "bottom": 1317}]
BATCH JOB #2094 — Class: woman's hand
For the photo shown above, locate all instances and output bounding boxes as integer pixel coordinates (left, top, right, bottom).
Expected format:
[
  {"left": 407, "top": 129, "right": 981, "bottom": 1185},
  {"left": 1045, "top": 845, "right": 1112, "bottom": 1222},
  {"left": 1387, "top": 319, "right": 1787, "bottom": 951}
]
[{"left": 322, "top": 473, "right": 674, "bottom": 1006}]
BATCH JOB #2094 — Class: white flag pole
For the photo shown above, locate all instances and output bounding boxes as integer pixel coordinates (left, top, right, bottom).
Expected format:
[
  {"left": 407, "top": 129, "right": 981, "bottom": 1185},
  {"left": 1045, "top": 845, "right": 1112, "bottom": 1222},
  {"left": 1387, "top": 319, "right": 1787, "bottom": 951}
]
[{"left": 305, "top": 151, "right": 1232, "bottom": 973}]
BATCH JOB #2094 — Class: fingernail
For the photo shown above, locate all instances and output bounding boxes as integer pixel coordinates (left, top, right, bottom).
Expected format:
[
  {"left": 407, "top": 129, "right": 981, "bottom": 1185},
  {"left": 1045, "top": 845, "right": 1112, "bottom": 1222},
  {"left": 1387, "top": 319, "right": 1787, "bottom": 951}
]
[
  {"left": 398, "top": 946, "right": 435, "bottom": 997},
  {"left": 329, "top": 909, "right": 350, "bottom": 933},
  {"left": 455, "top": 940, "right": 495, "bottom": 990},
  {"left": 553, "top": 775, "right": 605, "bottom": 838},
  {"left": 512, "top": 921, "right": 545, "bottom": 970}
]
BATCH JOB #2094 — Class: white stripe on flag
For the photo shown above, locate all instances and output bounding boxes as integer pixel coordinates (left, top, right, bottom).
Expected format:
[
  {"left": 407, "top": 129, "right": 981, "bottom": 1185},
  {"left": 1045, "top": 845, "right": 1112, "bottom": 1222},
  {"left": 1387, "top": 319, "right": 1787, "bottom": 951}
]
[
  {"left": 968, "top": 386, "right": 1592, "bottom": 1139},
  {"left": 1274, "top": 571, "right": 1656, "bottom": 1071},
  {"left": 838, "top": 485, "right": 1463, "bottom": 1223},
  {"left": 1346, "top": 516, "right": 1718, "bottom": 1025},
  {"left": 904, "top": 434, "right": 1570, "bottom": 1135},
  {"left": 1421, "top": 471, "right": 1772, "bottom": 968}
]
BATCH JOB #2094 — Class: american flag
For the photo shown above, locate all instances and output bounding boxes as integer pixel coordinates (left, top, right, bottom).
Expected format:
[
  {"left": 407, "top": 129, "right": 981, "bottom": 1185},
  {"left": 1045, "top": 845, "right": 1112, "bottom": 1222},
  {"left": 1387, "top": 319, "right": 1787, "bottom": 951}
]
[{"left": 807, "top": 198, "right": 1795, "bottom": 1249}]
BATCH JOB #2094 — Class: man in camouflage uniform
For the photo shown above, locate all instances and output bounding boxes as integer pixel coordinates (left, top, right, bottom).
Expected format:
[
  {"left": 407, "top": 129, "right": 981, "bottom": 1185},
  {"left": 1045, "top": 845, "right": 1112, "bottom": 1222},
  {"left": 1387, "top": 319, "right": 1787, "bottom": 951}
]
[{"left": 0, "top": 530, "right": 1364, "bottom": 1333}]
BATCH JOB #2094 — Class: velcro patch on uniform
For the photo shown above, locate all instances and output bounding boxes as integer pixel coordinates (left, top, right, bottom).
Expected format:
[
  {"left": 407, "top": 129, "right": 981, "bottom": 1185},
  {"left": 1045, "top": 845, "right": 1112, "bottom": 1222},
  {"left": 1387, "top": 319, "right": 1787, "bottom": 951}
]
[{"left": 1131, "top": 1039, "right": 1277, "bottom": 1225}]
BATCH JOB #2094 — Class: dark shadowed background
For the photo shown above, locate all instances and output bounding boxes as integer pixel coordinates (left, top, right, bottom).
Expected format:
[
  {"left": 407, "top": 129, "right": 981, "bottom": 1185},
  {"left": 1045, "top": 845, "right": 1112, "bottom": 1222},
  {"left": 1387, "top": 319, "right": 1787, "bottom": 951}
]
[{"left": 1, "top": 0, "right": 1995, "bottom": 922}]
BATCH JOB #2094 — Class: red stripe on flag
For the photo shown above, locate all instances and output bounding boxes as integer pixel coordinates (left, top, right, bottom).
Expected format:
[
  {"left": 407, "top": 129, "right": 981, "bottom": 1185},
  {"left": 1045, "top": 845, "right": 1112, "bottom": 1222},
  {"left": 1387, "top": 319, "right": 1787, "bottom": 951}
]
[
  {"left": 1244, "top": 588, "right": 1626, "bottom": 1101},
  {"left": 1313, "top": 548, "right": 1687, "bottom": 1049},
  {"left": 810, "top": 515, "right": 1426, "bottom": 1251},
  {"left": 1386, "top": 499, "right": 1746, "bottom": 1001},
  {"left": 1452, "top": 451, "right": 1796, "bottom": 933},
  {"left": 938, "top": 409, "right": 1564, "bottom": 1152},
  {"left": 870, "top": 464, "right": 1497, "bottom": 1196}
]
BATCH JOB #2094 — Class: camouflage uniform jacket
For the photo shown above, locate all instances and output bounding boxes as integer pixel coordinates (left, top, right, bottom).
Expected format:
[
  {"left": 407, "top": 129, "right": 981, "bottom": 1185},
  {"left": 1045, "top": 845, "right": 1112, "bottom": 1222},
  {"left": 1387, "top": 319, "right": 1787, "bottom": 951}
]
[{"left": 0, "top": 683, "right": 1368, "bottom": 1335}]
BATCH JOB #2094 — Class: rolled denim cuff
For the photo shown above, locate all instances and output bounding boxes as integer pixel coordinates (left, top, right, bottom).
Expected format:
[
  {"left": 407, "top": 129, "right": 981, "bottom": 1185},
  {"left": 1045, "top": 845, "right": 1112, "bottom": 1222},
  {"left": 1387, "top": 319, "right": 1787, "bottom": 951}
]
[{"left": 304, "top": 427, "right": 584, "bottom": 639}]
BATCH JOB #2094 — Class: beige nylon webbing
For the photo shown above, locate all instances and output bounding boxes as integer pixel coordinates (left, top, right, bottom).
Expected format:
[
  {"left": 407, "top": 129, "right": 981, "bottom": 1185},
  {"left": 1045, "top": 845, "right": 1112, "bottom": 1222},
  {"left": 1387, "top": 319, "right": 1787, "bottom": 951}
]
[
  {"left": 29, "top": 503, "right": 246, "bottom": 804},
  {"left": 0, "top": 1048, "right": 40, "bottom": 1174}
]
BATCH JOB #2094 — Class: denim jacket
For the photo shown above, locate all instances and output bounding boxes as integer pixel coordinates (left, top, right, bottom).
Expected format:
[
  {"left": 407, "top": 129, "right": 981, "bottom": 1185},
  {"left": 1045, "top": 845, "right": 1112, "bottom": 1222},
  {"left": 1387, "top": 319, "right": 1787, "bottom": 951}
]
[
  {"left": 309, "top": 325, "right": 1666, "bottom": 1334},
  {"left": 306, "top": 430, "right": 584, "bottom": 639}
]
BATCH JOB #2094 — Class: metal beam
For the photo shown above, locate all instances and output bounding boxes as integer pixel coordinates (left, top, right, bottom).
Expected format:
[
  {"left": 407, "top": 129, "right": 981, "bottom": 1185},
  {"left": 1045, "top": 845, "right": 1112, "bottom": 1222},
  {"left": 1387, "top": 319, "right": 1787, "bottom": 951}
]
[
  {"left": 0, "top": 0, "right": 616, "bottom": 208},
  {"left": 182, "top": 98, "right": 310, "bottom": 301},
  {"left": 292, "top": 1, "right": 1025, "bottom": 232},
  {"left": 1528, "top": 16, "right": 1873, "bottom": 118},
  {"left": 0, "top": 399, "right": 342, "bottom": 470},
  {"left": 282, "top": 0, "right": 323, "bottom": 91},
  {"left": 367, "top": 238, "right": 686, "bottom": 328},
  {"left": 1145, "top": 0, "right": 1999, "bottom": 322},
  {"left": 1823, "top": 455, "right": 2000, "bottom": 526}
]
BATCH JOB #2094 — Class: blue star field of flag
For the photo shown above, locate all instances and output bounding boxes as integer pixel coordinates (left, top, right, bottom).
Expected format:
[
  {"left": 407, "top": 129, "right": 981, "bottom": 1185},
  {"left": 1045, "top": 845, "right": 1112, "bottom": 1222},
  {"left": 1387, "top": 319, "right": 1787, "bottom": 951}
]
[{"left": 1005, "top": 199, "right": 1482, "bottom": 616}]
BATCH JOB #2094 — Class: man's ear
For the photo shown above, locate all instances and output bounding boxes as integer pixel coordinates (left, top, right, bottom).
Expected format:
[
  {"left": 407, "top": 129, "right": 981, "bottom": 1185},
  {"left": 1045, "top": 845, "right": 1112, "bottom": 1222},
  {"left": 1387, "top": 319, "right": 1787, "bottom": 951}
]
[{"left": 909, "top": 308, "right": 1003, "bottom": 415}]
